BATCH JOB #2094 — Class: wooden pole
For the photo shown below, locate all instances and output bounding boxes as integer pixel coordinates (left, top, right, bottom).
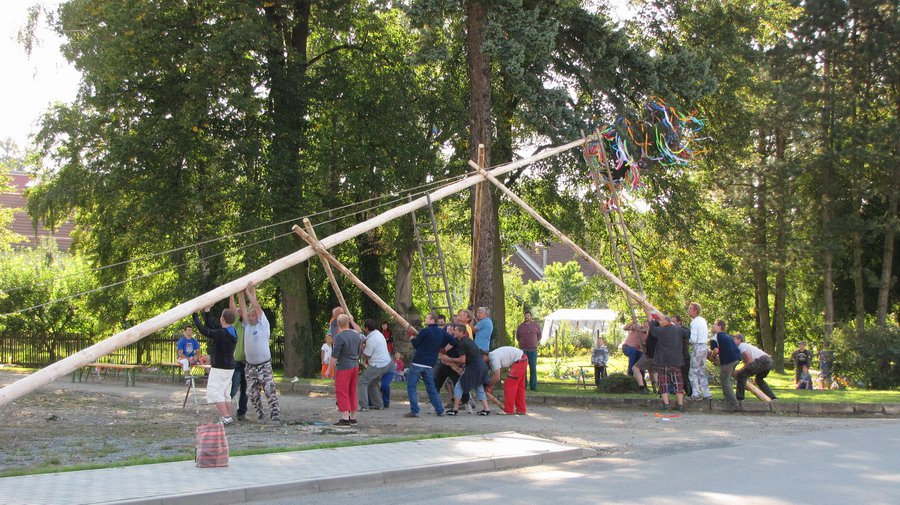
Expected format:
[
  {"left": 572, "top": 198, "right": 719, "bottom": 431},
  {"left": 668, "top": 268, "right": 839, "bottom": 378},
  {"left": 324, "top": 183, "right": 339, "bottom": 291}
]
[
  {"left": 469, "top": 162, "right": 659, "bottom": 314},
  {"left": 303, "top": 218, "right": 349, "bottom": 316},
  {"left": 0, "top": 136, "right": 586, "bottom": 408},
  {"left": 469, "top": 144, "right": 486, "bottom": 307},
  {"left": 293, "top": 225, "right": 418, "bottom": 335}
]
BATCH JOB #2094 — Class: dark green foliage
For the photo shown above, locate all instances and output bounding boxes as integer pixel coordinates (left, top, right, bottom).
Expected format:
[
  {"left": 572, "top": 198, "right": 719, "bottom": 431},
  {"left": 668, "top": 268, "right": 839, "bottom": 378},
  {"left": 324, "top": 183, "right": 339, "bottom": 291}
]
[
  {"left": 831, "top": 325, "right": 900, "bottom": 390},
  {"left": 596, "top": 373, "right": 640, "bottom": 394}
]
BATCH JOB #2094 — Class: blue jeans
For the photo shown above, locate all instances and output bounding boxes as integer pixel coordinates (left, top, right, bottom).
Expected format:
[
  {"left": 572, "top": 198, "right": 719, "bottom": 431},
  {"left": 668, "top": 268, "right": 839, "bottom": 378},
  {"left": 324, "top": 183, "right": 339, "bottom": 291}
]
[
  {"left": 379, "top": 370, "right": 394, "bottom": 407},
  {"left": 523, "top": 350, "right": 538, "bottom": 390},
  {"left": 406, "top": 364, "right": 444, "bottom": 416},
  {"left": 622, "top": 345, "right": 643, "bottom": 377},
  {"left": 230, "top": 361, "right": 247, "bottom": 416}
]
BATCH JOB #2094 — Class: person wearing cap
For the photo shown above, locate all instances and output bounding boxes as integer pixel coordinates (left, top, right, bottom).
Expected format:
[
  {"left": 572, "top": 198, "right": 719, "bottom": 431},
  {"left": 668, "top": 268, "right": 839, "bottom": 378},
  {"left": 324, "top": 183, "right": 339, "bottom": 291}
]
[
  {"left": 485, "top": 346, "right": 529, "bottom": 415},
  {"left": 647, "top": 312, "right": 686, "bottom": 412}
]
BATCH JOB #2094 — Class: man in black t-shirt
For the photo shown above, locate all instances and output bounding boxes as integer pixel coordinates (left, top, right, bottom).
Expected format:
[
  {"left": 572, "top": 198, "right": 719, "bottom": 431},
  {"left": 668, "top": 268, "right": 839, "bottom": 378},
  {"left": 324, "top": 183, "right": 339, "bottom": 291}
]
[
  {"left": 440, "top": 324, "right": 490, "bottom": 415},
  {"left": 791, "top": 342, "right": 814, "bottom": 386}
]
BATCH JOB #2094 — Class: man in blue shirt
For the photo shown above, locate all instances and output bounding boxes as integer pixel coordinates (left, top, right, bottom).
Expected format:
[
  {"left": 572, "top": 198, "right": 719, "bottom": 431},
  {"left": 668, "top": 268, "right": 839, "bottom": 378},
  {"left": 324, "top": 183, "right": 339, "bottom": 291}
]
[
  {"left": 404, "top": 313, "right": 454, "bottom": 418},
  {"left": 176, "top": 325, "right": 206, "bottom": 372},
  {"left": 473, "top": 307, "right": 494, "bottom": 352},
  {"left": 708, "top": 319, "right": 741, "bottom": 412}
]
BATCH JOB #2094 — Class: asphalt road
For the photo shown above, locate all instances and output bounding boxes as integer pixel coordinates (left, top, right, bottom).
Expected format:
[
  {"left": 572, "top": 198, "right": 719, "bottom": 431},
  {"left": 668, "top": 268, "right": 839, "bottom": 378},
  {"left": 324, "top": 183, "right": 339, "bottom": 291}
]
[{"left": 251, "top": 421, "right": 900, "bottom": 505}]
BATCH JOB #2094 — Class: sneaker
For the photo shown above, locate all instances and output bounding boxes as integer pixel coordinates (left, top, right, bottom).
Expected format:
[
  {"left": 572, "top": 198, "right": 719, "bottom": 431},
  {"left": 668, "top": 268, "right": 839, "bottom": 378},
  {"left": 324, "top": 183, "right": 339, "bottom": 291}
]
[
  {"left": 660, "top": 404, "right": 671, "bottom": 411},
  {"left": 348, "top": 419, "right": 358, "bottom": 425},
  {"left": 236, "top": 414, "right": 247, "bottom": 421},
  {"left": 677, "top": 404, "right": 686, "bottom": 413},
  {"left": 222, "top": 416, "right": 235, "bottom": 426},
  {"left": 333, "top": 419, "right": 352, "bottom": 426},
  {"left": 477, "top": 410, "right": 491, "bottom": 416},
  {"left": 403, "top": 412, "right": 419, "bottom": 418},
  {"left": 446, "top": 410, "right": 459, "bottom": 416},
  {"left": 359, "top": 407, "right": 370, "bottom": 412},
  {"left": 688, "top": 396, "right": 702, "bottom": 401},
  {"left": 435, "top": 412, "right": 446, "bottom": 417}
]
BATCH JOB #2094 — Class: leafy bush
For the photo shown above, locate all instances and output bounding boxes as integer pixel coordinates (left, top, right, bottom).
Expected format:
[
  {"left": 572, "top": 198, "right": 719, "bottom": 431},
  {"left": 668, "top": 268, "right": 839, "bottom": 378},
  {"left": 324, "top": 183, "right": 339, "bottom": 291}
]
[
  {"left": 831, "top": 324, "right": 900, "bottom": 389},
  {"left": 596, "top": 373, "right": 640, "bottom": 394}
]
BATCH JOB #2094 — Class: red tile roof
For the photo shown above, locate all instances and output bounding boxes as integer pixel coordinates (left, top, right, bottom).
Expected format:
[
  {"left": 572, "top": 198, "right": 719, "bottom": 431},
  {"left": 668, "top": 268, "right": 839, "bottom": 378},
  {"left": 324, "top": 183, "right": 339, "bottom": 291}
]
[{"left": 2, "top": 172, "right": 74, "bottom": 251}]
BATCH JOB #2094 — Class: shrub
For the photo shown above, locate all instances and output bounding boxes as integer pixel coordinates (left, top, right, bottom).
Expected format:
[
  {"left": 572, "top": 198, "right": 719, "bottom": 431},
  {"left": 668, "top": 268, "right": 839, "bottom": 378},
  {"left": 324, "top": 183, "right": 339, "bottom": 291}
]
[
  {"left": 596, "top": 373, "right": 640, "bottom": 394},
  {"left": 831, "top": 324, "right": 900, "bottom": 390}
]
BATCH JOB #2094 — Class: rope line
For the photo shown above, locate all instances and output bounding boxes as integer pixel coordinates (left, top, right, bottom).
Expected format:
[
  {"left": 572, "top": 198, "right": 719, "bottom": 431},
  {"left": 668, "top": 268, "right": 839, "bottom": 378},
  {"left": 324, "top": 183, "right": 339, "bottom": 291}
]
[
  {"left": 0, "top": 172, "right": 469, "bottom": 295},
  {"left": 0, "top": 171, "right": 475, "bottom": 316}
]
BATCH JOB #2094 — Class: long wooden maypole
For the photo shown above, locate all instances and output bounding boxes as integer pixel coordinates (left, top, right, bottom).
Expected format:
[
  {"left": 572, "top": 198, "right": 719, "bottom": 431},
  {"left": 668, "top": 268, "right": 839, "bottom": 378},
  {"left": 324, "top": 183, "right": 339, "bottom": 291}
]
[{"left": 0, "top": 137, "right": 587, "bottom": 408}]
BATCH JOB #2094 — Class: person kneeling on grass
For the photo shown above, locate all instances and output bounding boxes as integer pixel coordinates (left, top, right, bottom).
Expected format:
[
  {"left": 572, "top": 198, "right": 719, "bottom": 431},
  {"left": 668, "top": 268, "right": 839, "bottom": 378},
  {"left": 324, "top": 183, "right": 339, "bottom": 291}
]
[
  {"left": 441, "top": 324, "right": 491, "bottom": 416},
  {"left": 485, "top": 346, "right": 529, "bottom": 415},
  {"left": 192, "top": 306, "right": 238, "bottom": 426}
]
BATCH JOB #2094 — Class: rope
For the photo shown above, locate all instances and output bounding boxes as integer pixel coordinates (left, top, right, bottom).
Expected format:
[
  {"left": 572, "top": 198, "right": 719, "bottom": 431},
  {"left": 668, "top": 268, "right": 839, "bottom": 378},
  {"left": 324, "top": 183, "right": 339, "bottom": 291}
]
[
  {"left": 0, "top": 171, "right": 470, "bottom": 294},
  {"left": 0, "top": 170, "right": 476, "bottom": 316}
]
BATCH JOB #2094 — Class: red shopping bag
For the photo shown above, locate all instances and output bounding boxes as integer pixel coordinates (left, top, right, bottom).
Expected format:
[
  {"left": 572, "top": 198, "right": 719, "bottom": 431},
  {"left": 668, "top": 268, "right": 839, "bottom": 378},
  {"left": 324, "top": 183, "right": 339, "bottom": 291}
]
[{"left": 195, "top": 422, "right": 229, "bottom": 468}]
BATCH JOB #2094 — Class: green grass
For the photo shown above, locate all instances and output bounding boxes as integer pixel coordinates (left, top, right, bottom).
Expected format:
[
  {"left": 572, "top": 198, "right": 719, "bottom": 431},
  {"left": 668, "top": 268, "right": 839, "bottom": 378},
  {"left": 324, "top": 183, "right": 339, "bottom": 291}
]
[
  {"left": 0, "top": 432, "right": 470, "bottom": 479},
  {"left": 531, "top": 353, "right": 900, "bottom": 404}
]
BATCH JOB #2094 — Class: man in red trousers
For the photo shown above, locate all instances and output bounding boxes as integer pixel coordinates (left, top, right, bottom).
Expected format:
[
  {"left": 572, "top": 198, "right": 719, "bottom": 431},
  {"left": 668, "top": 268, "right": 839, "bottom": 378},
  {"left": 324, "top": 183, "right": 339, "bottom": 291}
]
[{"left": 486, "top": 346, "right": 529, "bottom": 415}]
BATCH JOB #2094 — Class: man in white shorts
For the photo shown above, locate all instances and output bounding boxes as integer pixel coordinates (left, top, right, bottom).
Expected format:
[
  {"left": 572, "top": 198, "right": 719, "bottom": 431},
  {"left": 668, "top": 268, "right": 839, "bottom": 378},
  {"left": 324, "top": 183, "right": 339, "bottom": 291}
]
[{"left": 193, "top": 306, "right": 238, "bottom": 425}]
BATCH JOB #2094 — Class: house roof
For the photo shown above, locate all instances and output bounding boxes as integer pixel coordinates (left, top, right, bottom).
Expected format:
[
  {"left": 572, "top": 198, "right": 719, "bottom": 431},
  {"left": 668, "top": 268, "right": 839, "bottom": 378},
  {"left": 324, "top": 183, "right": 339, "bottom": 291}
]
[
  {"left": 1, "top": 171, "right": 74, "bottom": 251},
  {"left": 508, "top": 242, "right": 599, "bottom": 283}
]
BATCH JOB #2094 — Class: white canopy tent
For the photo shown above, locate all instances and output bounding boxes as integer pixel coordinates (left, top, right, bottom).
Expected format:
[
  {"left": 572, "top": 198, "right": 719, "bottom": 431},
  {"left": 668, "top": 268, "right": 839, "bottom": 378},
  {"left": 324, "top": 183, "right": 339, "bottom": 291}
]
[{"left": 540, "top": 308, "right": 618, "bottom": 345}]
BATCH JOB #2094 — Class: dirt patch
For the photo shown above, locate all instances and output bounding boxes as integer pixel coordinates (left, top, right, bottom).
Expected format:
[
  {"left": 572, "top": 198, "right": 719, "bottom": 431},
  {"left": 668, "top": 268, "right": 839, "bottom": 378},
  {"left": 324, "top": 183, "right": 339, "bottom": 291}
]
[{"left": 0, "top": 371, "right": 894, "bottom": 474}]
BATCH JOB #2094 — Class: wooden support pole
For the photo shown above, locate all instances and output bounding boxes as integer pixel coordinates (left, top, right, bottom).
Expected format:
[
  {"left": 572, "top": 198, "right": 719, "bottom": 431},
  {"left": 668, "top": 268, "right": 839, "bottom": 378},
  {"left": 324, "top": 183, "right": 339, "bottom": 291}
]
[
  {"left": 469, "top": 162, "right": 659, "bottom": 314},
  {"left": 303, "top": 218, "right": 349, "bottom": 316},
  {"left": 293, "top": 225, "right": 418, "bottom": 335},
  {"left": 0, "top": 136, "right": 586, "bottom": 408}
]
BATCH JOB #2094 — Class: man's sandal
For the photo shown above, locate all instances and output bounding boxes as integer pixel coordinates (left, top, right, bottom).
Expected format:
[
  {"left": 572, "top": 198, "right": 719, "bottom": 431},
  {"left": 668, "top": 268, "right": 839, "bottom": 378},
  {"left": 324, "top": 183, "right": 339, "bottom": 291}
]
[
  {"left": 446, "top": 410, "right": 459, "bottom": 416},
  {"left": 477, "top": 410, "right": 491, "bottom": 416}
]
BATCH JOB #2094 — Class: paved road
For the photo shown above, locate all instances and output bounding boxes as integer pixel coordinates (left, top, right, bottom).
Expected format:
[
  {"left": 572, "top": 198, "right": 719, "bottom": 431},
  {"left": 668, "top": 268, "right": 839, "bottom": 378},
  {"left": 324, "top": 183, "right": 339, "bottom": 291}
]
[{"left": 253, "top": 422, "right": 900, "bottom": 505}]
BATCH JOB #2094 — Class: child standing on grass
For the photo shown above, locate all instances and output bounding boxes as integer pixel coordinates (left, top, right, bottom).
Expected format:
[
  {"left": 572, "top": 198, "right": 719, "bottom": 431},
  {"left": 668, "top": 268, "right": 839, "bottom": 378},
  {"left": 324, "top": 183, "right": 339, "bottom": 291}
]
[
  {"left": 321, "top": 334, "right": 334, "bottom": 378},
  {"left": 591, "top": 337, "right": 609, "bottom": 387},
  {"left": 797, "top": 364, "right": 814, "bottom": 390}
]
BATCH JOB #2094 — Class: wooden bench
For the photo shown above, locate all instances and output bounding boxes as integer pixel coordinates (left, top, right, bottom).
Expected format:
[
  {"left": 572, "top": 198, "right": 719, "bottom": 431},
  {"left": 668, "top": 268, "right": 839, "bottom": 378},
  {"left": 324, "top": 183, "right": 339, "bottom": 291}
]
[
  {"left": 158, "top": 362, "right": 210, "bottom": 382},
  {"left": 72, "top": 363, "right": 145, "bottom": 387}
]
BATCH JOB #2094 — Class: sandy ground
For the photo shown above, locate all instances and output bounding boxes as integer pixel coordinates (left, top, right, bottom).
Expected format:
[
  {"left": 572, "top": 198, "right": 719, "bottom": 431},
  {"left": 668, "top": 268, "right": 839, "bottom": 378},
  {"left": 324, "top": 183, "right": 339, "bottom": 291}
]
[{"left": 0, "top": 370, "right": 893, "bottom": 473}]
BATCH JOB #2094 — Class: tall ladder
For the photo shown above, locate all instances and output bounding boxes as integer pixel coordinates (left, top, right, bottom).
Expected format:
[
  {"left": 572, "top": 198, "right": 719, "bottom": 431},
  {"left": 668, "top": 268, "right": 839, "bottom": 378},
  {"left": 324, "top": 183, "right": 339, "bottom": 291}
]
[
  {"left": 584, "top": 135, "right": 646, "bottom": 324},
  {"left": 410, "top": 193, "right": 455, "bottom": 318}
]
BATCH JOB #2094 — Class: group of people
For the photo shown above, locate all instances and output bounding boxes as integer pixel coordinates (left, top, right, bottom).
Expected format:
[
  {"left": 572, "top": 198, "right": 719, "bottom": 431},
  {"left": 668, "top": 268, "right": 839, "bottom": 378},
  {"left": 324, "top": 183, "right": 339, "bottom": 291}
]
[
  {"left": 322, "top": 307, "right": 530, "bottom": 425},
  {"left": 180, "top": 282, "right": 281, "bottom": 426},
  {"left": 619, "top": 302, "right": 779, "bottom": 412}
]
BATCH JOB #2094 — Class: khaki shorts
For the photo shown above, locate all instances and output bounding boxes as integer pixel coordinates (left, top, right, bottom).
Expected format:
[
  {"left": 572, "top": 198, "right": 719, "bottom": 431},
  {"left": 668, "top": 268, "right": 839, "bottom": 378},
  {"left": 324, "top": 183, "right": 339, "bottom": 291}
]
[
  {"left": 206, "top": 367, "right": 233, "bottom": 404},
  {"left": 634, "top": 353, "right": 657, "bottom": 372}
]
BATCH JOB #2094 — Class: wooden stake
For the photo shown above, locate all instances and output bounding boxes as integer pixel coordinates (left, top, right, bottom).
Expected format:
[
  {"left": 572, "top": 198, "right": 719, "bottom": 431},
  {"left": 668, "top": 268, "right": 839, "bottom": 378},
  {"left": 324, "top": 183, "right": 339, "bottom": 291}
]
[
  {"left": 0, "top": 136, "right": 586, "bottom": 408},
  {"left": 303, "top": 218, "right": 349, "bottom": 316},
  {"left": 293, "top": 225, "right": 417, "bottom": 335},
  {"left": 469, "top": 161, "right": 659, "bottom": 314}
]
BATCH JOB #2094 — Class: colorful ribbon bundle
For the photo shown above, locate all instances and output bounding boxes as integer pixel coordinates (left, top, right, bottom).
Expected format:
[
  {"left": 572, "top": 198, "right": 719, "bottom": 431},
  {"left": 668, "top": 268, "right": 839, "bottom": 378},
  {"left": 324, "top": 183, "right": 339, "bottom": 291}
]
[{"left": 582, "top": 97, "right": 707, "bottom": 190}]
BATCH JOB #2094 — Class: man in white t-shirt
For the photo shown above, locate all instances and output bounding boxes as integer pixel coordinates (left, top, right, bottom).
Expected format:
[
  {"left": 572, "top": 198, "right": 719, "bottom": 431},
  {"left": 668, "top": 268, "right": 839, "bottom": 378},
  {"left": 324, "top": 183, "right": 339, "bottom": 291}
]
[
  {"left": 236, "top": 281, "right": 281, "bottom": 423},
  {"left": 687, "top": 302, "right": 712, "bottom": 400},
  {"left": 485, "top": 346, "right": 529, "bottom": 415},
  {"left": 358, "top": 319, "right": 394, "bottom": 411},
  {"left": 733, "top": 333, "right": 777, "bottom": 401}
]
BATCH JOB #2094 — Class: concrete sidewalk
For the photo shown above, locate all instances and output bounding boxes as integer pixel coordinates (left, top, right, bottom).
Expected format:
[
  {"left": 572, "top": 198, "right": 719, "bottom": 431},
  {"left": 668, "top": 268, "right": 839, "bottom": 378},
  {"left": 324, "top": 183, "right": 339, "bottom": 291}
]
[{"left": 0, "top": 432, "right": 595, "bottom": 505}]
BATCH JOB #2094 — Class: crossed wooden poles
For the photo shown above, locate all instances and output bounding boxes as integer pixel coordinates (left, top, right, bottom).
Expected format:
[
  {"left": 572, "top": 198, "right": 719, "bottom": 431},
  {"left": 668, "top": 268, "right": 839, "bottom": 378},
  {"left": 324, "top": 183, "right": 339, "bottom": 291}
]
[{"left": 0, "top": 133, "right": 663, "bottom": 408}]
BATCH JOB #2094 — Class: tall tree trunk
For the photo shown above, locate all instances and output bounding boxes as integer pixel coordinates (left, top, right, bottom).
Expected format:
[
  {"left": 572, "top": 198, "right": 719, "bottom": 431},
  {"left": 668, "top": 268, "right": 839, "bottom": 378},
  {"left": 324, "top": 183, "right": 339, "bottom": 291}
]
[
  {"left": 849, "top": 12, "right": 867, "bottom": 336},
  {"left": 358, "top": 225, "right": 387, "bottom": 322},
  {"left": 876, "top": 161, "right": 899, "bottom": 326},
  {"left": 265, "top": 1, "right": 316, "bottom": 376},
  {"left": 467, "top": 0, "right": 505, "bottom": 344},
  {"left": 753, "top": 128, "right": 774, "bottom": 354},
  {"left": 393, "top": 227, "right": 419, "bottom": 357},
  {"left": 771, "top": 126, "right": 787, "bottom": 372},
  {"left": 820, "top": 46, "right": 836, "bottom": 339}
]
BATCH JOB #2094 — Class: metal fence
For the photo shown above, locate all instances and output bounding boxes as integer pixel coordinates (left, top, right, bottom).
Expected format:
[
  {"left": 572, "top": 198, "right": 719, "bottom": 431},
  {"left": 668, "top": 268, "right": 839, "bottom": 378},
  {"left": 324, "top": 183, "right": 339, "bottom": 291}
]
[{"left": 0, "top": 333, "right": 285, "bottom": 369}]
